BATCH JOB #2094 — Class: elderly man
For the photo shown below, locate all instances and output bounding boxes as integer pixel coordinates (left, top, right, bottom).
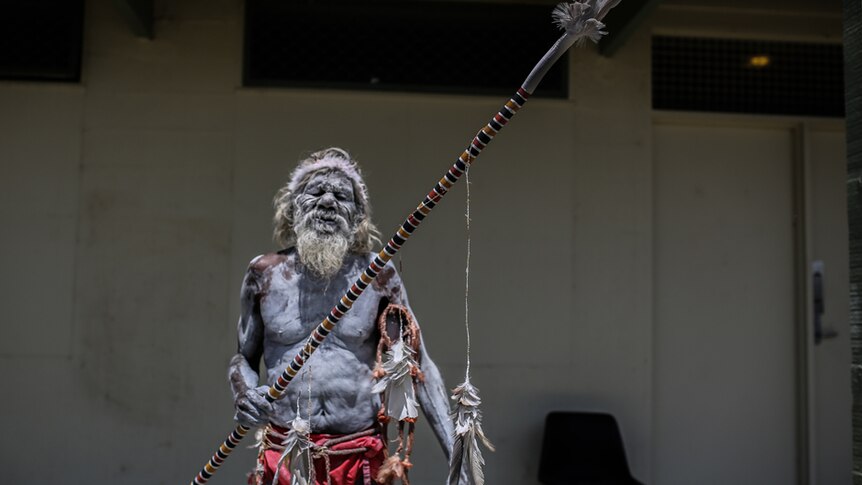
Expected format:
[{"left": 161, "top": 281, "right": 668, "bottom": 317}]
[{"left": 228, "top": 148, "right": 453, "bottom": 485}]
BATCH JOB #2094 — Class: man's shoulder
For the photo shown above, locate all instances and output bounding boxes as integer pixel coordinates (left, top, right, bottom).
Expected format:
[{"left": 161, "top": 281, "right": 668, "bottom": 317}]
[
  {"left": 364, "top": 253, "right": 402, "bottom": 291},
  {"left": 248, "top": 249, "right": 296, "bottom": 274}
]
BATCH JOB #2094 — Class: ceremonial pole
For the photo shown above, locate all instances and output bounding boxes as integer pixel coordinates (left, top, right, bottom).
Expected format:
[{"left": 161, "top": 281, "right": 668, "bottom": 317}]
[{"left": 189, "top": 2, "right": 620, "bottom": 483}]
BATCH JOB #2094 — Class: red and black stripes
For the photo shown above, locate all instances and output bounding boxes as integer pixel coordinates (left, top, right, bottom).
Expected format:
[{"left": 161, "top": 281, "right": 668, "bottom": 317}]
[
  {"left": 189, "top": 85, "right": 530, "bottom": 485},
  {"left": 464, "top": 87, "right": 529, "bottom": 159}
]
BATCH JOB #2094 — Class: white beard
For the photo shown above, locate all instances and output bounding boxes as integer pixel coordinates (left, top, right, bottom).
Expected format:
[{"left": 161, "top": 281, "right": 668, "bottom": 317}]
[{"left": 294, "top": 210, "right": 354, "bottom": 279}]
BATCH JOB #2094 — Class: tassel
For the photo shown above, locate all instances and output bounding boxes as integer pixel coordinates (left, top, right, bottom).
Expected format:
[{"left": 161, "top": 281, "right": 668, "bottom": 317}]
[
  {"left": 371, "top": 340, "right": 420, "bottom": 422},
  {"left": 376, "top": 455, "right": 409, "bottom": 485},
  {"left": 250, "top": 428, "right": 267, "bottom": 485},
  {"left": 272, "top": 417, "right": 314, "bottom": 485},
  {"left": 447, "top": 380, "right": 495, "bottom": 485}
]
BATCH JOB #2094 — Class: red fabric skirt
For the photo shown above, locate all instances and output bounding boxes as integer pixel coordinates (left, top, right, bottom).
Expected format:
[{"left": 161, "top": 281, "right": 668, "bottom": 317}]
[{"left": 250, "top": 425, "right": 386, "bottom": 485}]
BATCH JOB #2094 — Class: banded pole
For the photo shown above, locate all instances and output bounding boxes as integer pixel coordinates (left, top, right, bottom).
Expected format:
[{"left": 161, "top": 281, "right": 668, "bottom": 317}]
[{"left": 189, "top": 3, "right": 620, "bottom": 483}]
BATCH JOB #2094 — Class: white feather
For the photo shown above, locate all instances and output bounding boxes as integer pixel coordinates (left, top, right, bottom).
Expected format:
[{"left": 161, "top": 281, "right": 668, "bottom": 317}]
[
  {"left": 551, "top": 0, "right": 622, "bottom": 43},
  {"left": 447, "top": 380, "right": 494, "bottom": 485},
  {"left": 372, "top": 340, "right": 420, "bottom": 421},
  {"left": 272, "top": 417, "right": 314, "bottom": 485}
]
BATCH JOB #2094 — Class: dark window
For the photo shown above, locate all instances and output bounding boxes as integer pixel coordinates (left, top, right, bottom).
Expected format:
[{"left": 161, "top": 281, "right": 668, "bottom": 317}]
[
  {"left": 652, "top": 36, "right": 844, "bottom": 117},
  {"left": 0, "top": 0, "right": 84, "bottom": 82},
  {"left": 244, "top": 0, "right": 567, "bottom": 98}
]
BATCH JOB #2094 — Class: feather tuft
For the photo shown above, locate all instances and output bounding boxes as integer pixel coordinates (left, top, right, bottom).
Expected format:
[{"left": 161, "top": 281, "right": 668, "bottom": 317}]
[
  {"left": 272, "top": 417, "right": 314, "bottom": 485},
  {"left": 372, "top": 340, "right": 421, "bottom": 422},
  {"left": 551, "top": 0, "right": 622, "bottom": 43},
  {"left": 447, "top": 380, "right": 494, "bottom": 485}
]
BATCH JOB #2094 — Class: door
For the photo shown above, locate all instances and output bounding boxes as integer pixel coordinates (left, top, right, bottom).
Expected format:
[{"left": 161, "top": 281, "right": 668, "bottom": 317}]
[{"left": 653, "top": 123, "right": 798, "bottom": 485}]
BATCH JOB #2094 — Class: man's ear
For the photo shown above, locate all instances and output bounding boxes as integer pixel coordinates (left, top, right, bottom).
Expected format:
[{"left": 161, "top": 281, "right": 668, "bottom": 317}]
[
  {"left": 352, "top": 209, "right": 367, "bottom": 226},
  {"left": 353, "top": 197, "right": 366, "bottom": 216}
]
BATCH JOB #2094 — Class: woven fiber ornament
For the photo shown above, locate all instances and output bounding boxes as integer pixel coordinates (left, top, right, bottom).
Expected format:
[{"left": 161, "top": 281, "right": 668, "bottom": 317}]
[
  {"left": 373, "top": 340, "right": 420, "bottom": 421},
  {"left": 372, "top": 304, "right": 424, "bottom": 484}
]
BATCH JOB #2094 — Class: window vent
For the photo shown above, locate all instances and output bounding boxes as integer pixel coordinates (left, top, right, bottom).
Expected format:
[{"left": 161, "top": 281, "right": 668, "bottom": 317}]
[
  {"left": 652, "top": 36, "right": 844, "bottom": 117},
  {"left": 0, "top": 0, "right": 84, "bottom": 82},
  {"left": 244, "top": 0, "right": 568, "bottom": 98}
]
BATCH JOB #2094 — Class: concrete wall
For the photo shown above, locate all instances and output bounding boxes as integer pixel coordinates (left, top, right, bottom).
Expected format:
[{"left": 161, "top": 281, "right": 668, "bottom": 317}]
[{"left": 0, "top": 1, "right": 844, "bottom": 484}]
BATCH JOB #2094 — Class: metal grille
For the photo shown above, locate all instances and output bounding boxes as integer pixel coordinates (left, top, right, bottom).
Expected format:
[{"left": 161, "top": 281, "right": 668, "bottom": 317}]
[
  {"left": 243, "top": 0, "right": 568, "bottom": 98},
  {"left": 0, "top": 0, "right": 84, "bottom": 82},
  {"left": 652, "top": 36, "right": 844, "bottom": 117}
]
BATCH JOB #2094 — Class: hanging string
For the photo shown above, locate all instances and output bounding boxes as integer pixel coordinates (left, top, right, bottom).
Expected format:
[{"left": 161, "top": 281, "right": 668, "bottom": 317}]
[
  {"left": 306, "top": 364, "right": 313, "bottom": 422},
  {"left": 296, "top": 284, "right": 314, "bottom": 424},
  {"left": 296, "top": 361, "right": 313, "bottom": 424},
  {"left": 464, "top": 168, "right": 472, "bottom": 380},
  {"left": 447, "top": 166, "right": 494, "bottom": 485}
]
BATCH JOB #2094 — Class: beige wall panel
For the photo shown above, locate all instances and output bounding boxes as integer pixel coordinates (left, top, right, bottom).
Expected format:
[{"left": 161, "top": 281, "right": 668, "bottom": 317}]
[
  {"left": 47, "top": 2, "right": 246, "bottom": 482},
  {"left": 84, "top": 93, "right": 235, "bottom": 132},
  {"left": 569, "top": 25, "right": 654, "bottom": 480},
  {"left": 2, "top": 360, "right": 93, "bottom": 483},
  {"left": 0, "top": 86, "right": 83, "bottom": 356},
  {"left": 71, "top": 125, "right": 239, "bottom": 479}
]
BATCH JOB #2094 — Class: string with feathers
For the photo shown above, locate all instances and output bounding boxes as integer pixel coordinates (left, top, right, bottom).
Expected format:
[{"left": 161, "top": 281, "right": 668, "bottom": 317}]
[
  {"left": 447, "top": 169, "right": 495, "bottom": 485},
  {"left": 272, "top": 363, "right": 316, "bottom": 485},
  {"left": 272, "top": 416, "right": 314, "bottom": 485}
]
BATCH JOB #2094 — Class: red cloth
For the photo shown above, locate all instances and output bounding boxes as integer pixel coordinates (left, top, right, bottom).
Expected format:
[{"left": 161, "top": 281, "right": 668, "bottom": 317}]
[{"left": 251, "top": 426, "right": 385, "bottom": 485}]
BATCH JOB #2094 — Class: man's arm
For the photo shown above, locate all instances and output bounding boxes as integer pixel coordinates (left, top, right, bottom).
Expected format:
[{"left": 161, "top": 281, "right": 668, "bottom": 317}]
[
  {"left": 227, "top": 258, "right": 272, "bottom": 427},
  {"left": 415, "top": 338, "right": 456, "bottom": 459},
  {"left": 383, "top": 265, "right": 455, "bottom": 460}
]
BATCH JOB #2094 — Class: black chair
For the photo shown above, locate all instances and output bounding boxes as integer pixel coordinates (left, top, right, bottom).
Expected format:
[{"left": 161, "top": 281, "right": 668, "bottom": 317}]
[{"left": 538, "top": 411, "right": 644, "bottom": 485}]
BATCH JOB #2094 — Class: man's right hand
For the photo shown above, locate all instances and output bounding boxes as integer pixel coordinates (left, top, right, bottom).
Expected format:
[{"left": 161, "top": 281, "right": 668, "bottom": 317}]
[{"left": 233, "top": 385, "right": 273, "bottom": 427}]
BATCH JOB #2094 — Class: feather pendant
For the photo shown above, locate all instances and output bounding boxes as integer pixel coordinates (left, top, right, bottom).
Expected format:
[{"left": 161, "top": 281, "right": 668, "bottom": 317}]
[
  {"left": 447, "top": 380, "right": 495, "bottom": 485},
  {"left": 551, "top": 0, "right": 622, "bottom": 43},
  {"left": 272, "top": 417, "right": 314, "bottom": 485},
  {"left": 371, "top": 340, "right": 420, "bottom": 422}
]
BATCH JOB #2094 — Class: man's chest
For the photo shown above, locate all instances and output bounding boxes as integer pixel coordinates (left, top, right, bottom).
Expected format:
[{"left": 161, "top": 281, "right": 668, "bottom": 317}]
[{"left": 258, "top": 266, "right": 381, "bottom": 347}]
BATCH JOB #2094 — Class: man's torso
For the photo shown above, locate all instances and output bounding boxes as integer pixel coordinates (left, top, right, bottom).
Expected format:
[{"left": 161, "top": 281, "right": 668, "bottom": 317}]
[{"left": 252, "top": 250, "right": 391, "bottom": 433}]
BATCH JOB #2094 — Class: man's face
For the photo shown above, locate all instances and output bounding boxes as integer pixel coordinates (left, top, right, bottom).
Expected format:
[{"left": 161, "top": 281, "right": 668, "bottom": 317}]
[{"left": 294, "top": 171, "right": 358, "bottom": 236}]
